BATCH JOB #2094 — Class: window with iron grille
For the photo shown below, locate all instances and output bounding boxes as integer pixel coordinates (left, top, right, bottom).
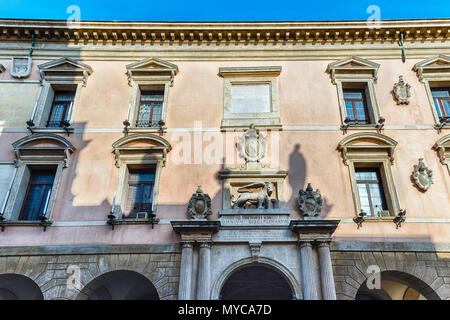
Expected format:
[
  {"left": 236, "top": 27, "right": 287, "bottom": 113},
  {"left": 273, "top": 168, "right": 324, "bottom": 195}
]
[
  {"left": 431, "top": 87, "right": 450, "bottom": 121},
  {"left": 47, "top": 90, "right": 75, "bottom": 127},
  {"left": 343, "top": 89, "right": 371, "bottom": 124},
  {"left": 19, "top": 167, "right": 56, "bottom": 221},
  {"left": 136, "top": 91, "right": 164, "bottom": 128},
  {"left": 125, "top": 167, "right": 156, "bottom": 219},
  {"left": 355, "top": 168, "right": 388, "bottom": 217}
]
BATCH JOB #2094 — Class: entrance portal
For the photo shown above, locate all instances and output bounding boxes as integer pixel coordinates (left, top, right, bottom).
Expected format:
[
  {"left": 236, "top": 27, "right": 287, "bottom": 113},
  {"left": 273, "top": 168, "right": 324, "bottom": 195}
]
[{"left": 220, "top": 264, "right": 293, "bottom": 300}]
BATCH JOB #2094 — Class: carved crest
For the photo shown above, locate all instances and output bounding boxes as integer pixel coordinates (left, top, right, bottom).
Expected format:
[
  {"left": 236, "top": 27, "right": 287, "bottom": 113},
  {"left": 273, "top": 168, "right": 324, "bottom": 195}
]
[
  {"left": 412, "top": 158, "right": 433, "bottom": 191},
  {"left": 187, "top": 186, "right": 212, "bottom": 219},
  {"left": 237, "top": 124, "right": 266, "bottom": 164},
  {"left": 10, "top": 57, "right": 32, "bottom": 78},
  {"left": 298, "top": 183, "right": 323, "bottom": 217},
  {"left": 393, "top": 76, "right": 411, "bottom": 105}
]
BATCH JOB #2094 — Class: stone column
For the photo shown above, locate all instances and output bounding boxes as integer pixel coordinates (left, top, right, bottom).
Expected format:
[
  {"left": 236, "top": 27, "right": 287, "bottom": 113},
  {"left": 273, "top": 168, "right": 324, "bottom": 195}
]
[
  {"left": 196, "top": 241, "right": 212, "bottom": 300},
  {"left": 318, "top": 241, "right": 337, "bottom": 300},
  {"left": 178, "top": 241, "right": 194, "bottom": 300},
  {"left": 299, "top": 241, "right": 319, "bottom": 300}
]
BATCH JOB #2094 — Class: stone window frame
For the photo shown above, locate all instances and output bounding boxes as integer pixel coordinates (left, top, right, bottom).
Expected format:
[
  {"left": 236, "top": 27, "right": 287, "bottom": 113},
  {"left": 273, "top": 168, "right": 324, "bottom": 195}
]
[
  {"left": 2, "top": 134, "right": 75, "bottom": 224},
  {"left": 434, "top": 134, "right": 450, "bottom": 175},
  {"left": 414, "top": 55, "right": 450, "bottom": 128},
  {"left": 112, "top": 133, "right": 171, "bottom": 222},
  {"left": 338, "top": 132, "right": 401, "bottom": 219},
  {"left": 125, "top": 57, "right": 179, "bottom": 134},
  {"left": 327, "top": 56, "right": 382, "bottom": 130},
  {"left": 31, "top": 58, "right": 92, "bottom": 134},
  {"left": 219, "top": 66, "right": 282, "bottom": 130}
]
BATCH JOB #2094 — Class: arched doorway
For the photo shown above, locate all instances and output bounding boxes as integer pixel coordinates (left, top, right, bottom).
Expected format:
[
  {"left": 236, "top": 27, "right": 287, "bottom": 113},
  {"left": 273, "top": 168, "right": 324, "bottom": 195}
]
[
  {"left": 220, "top": 263, "right": 294, "bottom": 300},
  {"left": 78, "top": 270, "right": 159, "bottom": 300},
  {"left": 0, "top": 274, "right": 44, "bottom": 300},
  {"left": 356, "top": 270, "right": 440, "bottom": 300}
]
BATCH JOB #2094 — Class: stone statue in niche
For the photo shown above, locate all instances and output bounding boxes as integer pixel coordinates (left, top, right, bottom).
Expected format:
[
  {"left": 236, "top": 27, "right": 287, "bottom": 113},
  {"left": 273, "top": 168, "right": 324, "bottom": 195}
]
[
  {"left": 393, "top": 75, "right": 411, "bottom": 105},
  {"left": 298, "top": 183, "right": 323, "bottom": 217},
  {"left": 187, "top": 186, "right": 212, "bottom": 219},
  {"left": 237, "top": 123, "right": 266, "bottom": 169},
  {"left": 232, "top": 182, "right": 277, "bottom": 209},
  {"left": 412, "top": 158, "right": 433, "bottom": 191},
  {"left": 10, "top": 57, "right": 32, "bottom": 78}
]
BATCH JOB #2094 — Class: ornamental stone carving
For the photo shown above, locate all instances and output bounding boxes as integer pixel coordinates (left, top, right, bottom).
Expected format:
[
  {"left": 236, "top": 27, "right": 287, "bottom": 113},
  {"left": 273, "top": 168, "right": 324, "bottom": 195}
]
[
  {"left": 187, "top": 186, "right": 212, "bottom": 219},
  {"left": 412, "top": 158, "right": 433, "bottom": 191},
  {"left": 237, "top": 124, "right": 266, "bottom": 169},
  {"left": 232, "top": 182, "right": 276, "bottom": 209},
  {"left": 393, "top": 76, "right": 411, "bottom": 105},
  {"left": 10, "top": 57, "right": 32, "bottom": 78},
  {"left": 298, "top": 183, "right": 323, "bottom": 217}
]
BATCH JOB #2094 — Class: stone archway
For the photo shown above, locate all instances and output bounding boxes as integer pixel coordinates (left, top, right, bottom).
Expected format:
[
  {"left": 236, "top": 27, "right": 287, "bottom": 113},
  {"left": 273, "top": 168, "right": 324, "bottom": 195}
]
[
  {"left": 212, "top": 257, "right": 301, "bottom": 300},
  {"left": 0, "top": 274, "right": 44, "bottom": 300},
  {"left": 355, "top": 270, "right": 440, "bottom": 300},
  {"left": 76, "top": 270, "right": 159, "bottom": 300}
]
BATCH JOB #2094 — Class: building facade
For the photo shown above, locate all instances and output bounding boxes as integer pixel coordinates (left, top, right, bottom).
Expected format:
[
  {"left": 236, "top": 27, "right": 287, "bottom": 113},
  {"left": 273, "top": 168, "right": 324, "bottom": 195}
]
[{"left": 0, "top": 18, "right": 449, "bottom": 300}]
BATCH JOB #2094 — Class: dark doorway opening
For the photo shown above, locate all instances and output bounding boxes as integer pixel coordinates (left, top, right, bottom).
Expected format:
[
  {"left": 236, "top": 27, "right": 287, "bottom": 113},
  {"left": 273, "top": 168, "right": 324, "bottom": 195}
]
[{"left": 220, "top": 264, "right": 293, "bottom": 300}]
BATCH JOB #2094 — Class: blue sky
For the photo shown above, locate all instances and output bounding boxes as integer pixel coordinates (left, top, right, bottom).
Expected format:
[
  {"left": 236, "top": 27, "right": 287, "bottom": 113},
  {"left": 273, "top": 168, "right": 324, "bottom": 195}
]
[{"left": 1, "top": 0, "right": 450, "bottom": 21}]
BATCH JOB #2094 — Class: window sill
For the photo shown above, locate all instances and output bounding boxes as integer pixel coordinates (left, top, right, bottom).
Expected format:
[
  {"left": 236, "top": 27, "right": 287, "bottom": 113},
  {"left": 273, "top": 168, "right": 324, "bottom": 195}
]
[
  {"left": 343, "top": 124, "right": 378, "bottom": 130},
  {"left": 221, "top": 117, "right": 282, "bottom": 130},
  {"left": 127, "top": 127, "right": 167, "bottom": 134},
  {"left": 0, "top": 220, "right": 53, "bottom": 227},
  {"left": 362, "top": 216, "right": 394, "bottom": 222},
  {"left": 29, "top": 127, "right": 75, "bottom": 134},
  {"left": 112, "top": 217, "right": 160, "bottom": 225}
]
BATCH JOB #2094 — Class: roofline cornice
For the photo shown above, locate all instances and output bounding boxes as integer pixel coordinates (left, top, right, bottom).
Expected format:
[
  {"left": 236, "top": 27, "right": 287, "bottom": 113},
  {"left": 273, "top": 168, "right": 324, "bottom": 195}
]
[{"left": 1, "top": 18, "right": 450, "bottom": 44}]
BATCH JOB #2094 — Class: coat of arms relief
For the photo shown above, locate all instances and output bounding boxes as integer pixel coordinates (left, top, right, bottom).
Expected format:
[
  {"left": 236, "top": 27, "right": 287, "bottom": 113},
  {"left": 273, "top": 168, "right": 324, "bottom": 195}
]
[
  {"left": 10, "top": 57, "right": 32, "bottom": 78},
  {"left": 393, "top": 75, "right": 411, "bottom": 105},
  {"left": 220, "top": 124, "right": 287, "bottom": 211},
  {"left": 412, "top": 158, "right": 433, "bottom": 191}
]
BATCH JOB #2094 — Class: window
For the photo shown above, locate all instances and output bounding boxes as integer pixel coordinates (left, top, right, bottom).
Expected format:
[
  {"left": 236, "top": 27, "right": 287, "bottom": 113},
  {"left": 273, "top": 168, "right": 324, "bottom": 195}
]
[
  {"left": 124, "top": 167, "right": 155, "bottom": 219},
  {"left": 126, "top": 58, "right": 178, "bottom": 133},
  {"left": 355, "top": 168, "right": 387, "bottom": 217},
  {"left": 219, "top": 66, "right": 282, "bottom": 130},
  {"left": 112, "top": 133, "right": 172, "bottom": 222},
  {"left": 31, "top": 58, "right": 92, "bottom": 133},
  {"left": 338, "top": 132, "right": 401, "bottom": 219},
  {"left": 343, "top": 89, "right": 371, "bottom": 124},
  {"left": 2, "top": 134, "right": 74, "bottom": 223},
  {"left": 47, "top": 90, "right": 75, "bottom": 127},
  {"left": 327, "top": 57, "right": 382, "bottom": 129},
  {"left": 136, "top": 91, "right": 164, "bottom": 128},
  {"left": 19, "top": 168, "right": 56, "bottom": 221},
  {"left": 431, "top": 87, "right": 450, "bottom": 121}
]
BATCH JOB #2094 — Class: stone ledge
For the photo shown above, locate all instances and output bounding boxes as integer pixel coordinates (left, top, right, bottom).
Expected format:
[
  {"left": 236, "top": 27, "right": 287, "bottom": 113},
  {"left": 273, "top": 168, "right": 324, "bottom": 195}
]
[
  {"left": 0, "top": 243, "right": 180, "bottom": 256},
  {"left": 331, "top": 241, "right": 450, "bottom": 252}
]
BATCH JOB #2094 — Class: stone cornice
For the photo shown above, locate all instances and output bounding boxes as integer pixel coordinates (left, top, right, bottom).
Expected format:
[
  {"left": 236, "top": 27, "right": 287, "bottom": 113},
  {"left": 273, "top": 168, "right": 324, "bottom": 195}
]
[{"left": 1, "top": 18, "right": 450, "bottom": 44}]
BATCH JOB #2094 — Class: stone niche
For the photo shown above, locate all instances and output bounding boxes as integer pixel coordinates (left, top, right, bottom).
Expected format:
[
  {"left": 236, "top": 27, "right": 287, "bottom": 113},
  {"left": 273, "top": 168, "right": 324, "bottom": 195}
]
[{"left": 219, "top": 124, "right": 288, "bottom": 215}]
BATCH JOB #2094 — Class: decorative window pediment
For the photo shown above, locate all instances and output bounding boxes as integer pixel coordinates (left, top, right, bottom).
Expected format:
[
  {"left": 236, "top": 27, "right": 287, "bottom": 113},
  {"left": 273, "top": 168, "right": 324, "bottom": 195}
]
[
  {"left": 338, "top": 132, "right": 398, "bottom": 165},
  {"left": 12, "top": 133, "right": 75, "bottom": 166},
  {"left": 113, "top": 133, "right": 172, "bottom": 168},
  {"left": 434, "top": 134, "right": 450, "bottom": 174},
  {"left": 413, "top": 55, "right": 450, "bottom": 82},
  {"left": 38, "top": 57, "right": 93, "bottom": 86},
  {"left": 327, "top": 56, "right": 380, "bottom": 84},
  {"left": 126, "top": 57, "right": 179, "bottom": 87}
]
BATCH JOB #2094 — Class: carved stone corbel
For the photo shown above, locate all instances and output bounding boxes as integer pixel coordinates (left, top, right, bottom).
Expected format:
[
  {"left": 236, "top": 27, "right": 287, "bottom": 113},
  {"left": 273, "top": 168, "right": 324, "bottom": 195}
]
[{"left": 249, "top": 241, "right": 262, "bottom": 262}]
